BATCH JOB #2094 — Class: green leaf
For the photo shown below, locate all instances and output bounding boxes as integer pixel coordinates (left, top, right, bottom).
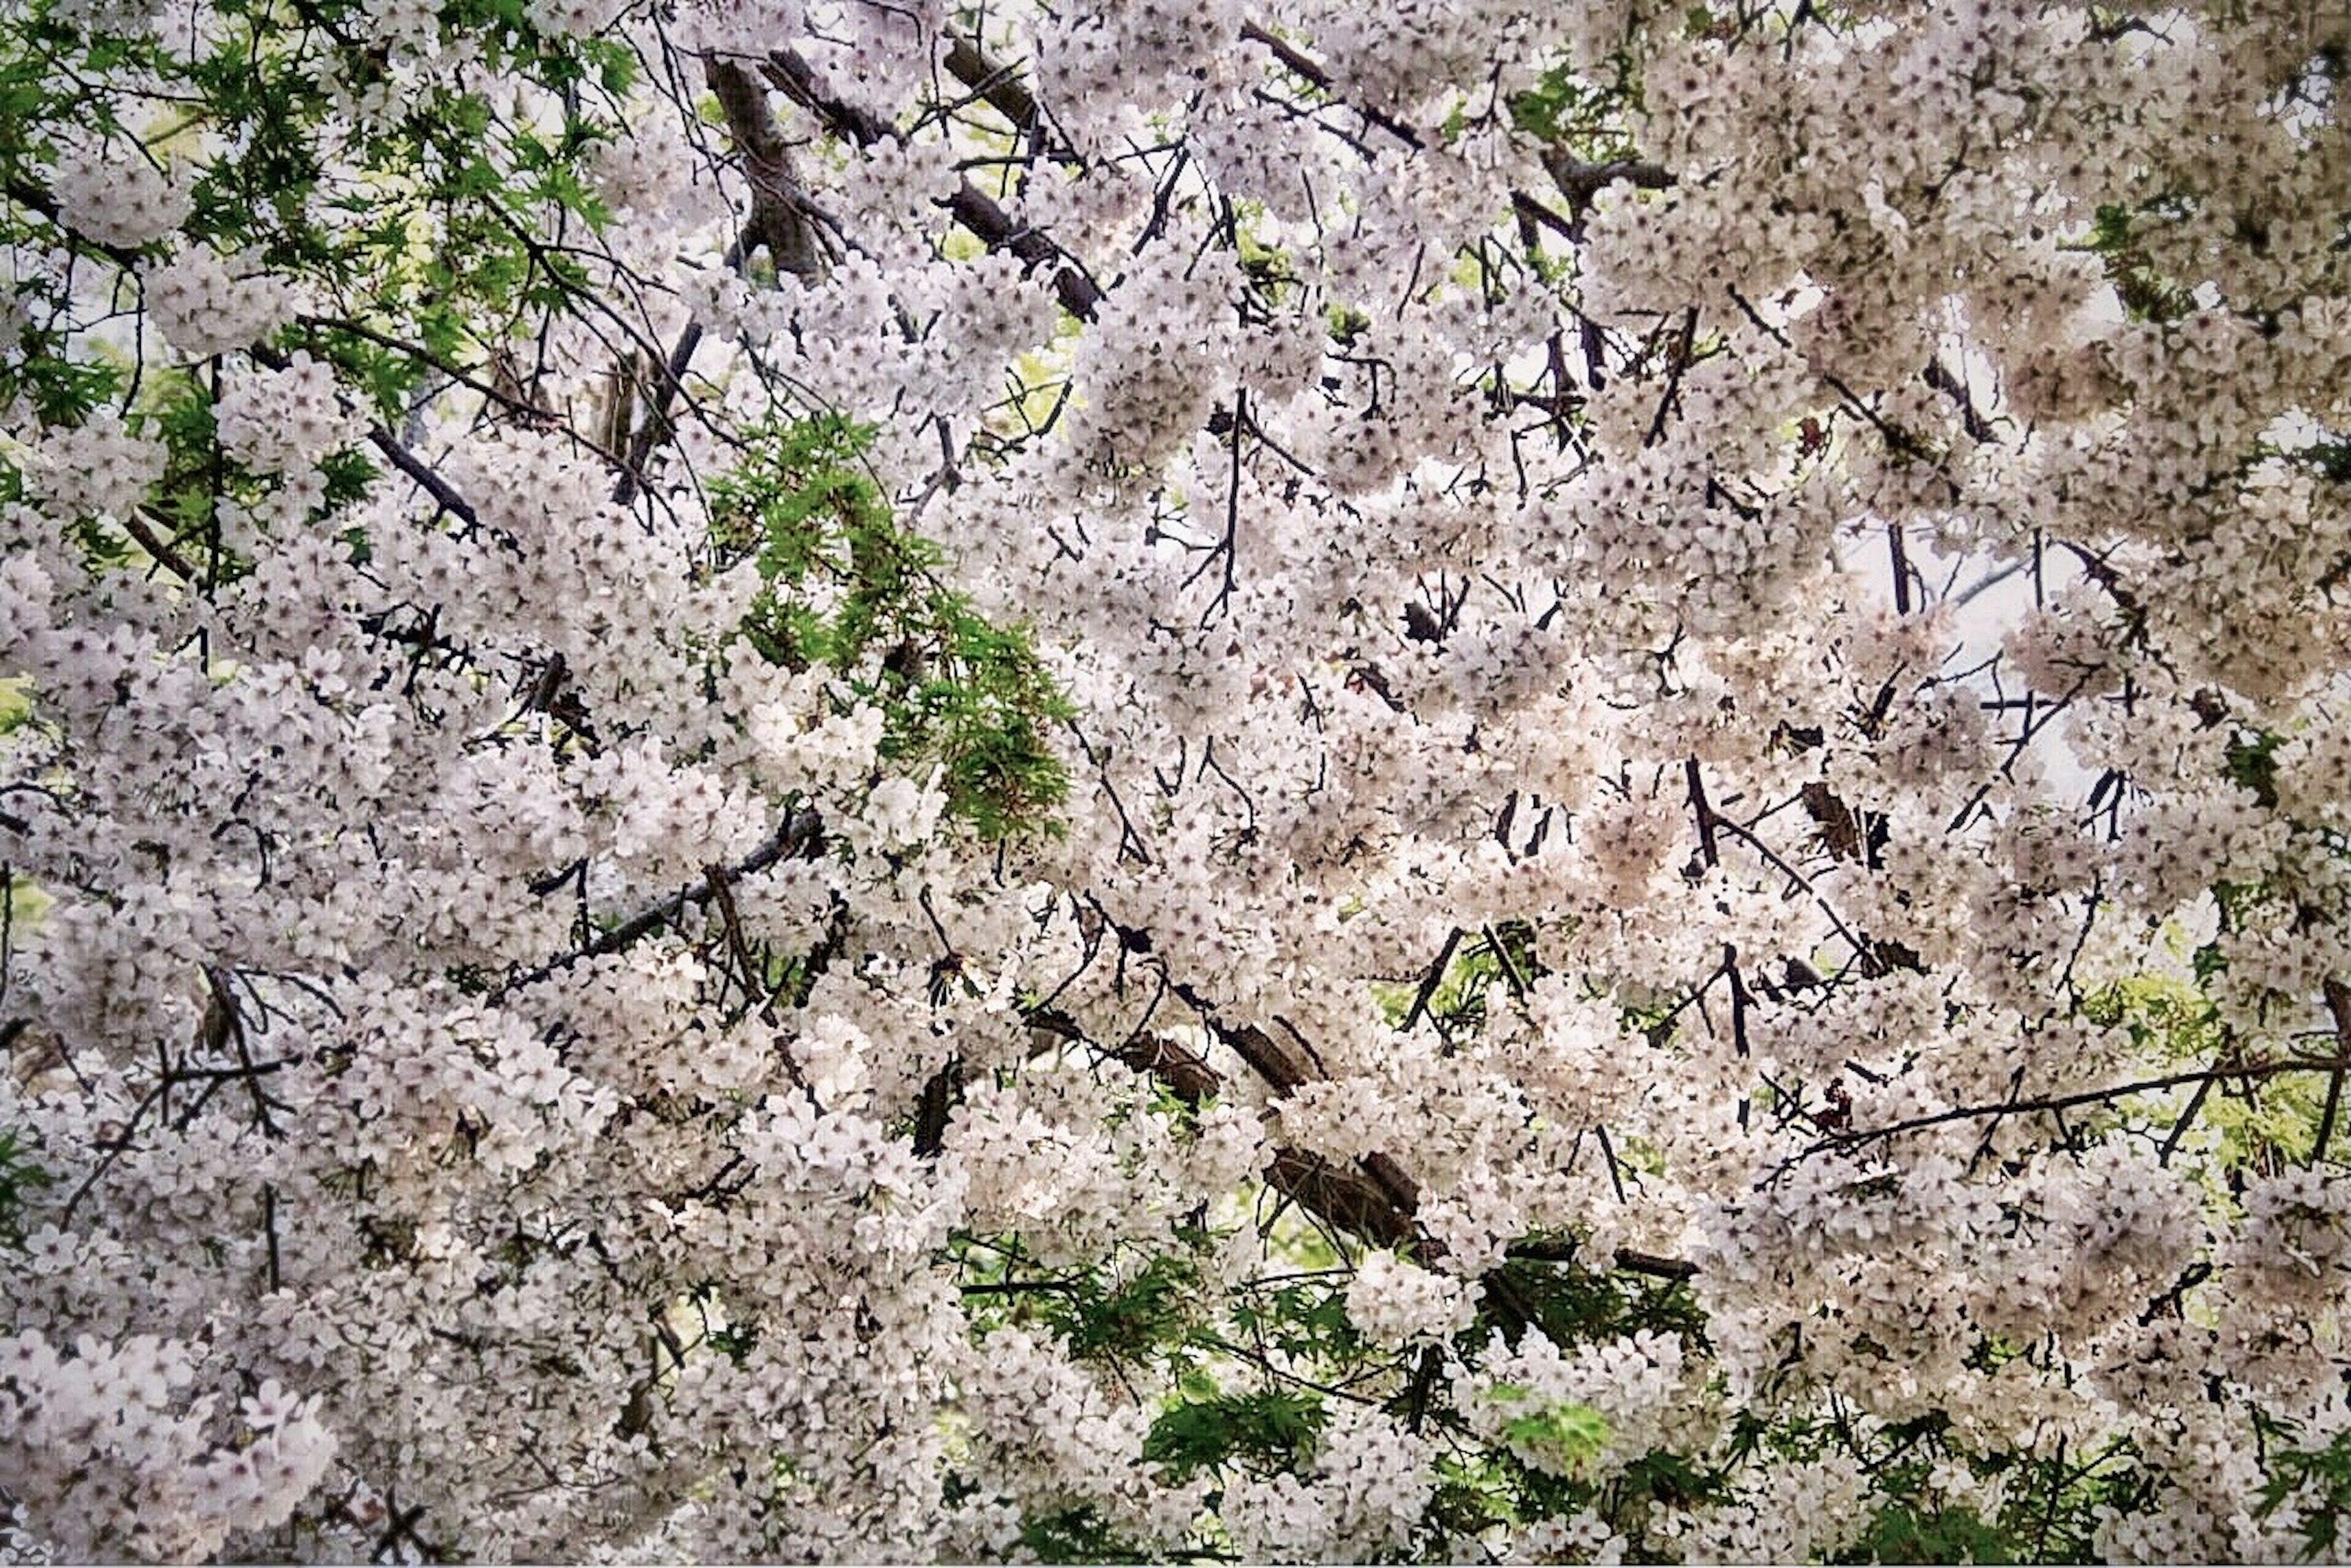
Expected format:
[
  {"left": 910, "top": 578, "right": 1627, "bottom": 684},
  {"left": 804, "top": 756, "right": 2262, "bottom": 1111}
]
[
  {"left": 1840, "top": 1502, "right": 2016, "bottom": 1566},
  {"left": 1143, "top": 1386, "right": 1327, "bottom": 1480},
  {"left": 0, "top": 1128, "right": 54, "bottom": 1248},
  {"left": 713, "top": 415, "right": 1071, "bottom": 839},
  {"left": 1014, "top": 1502, "right": 1139, "bottom": 1564},
  {"left": 1494, "top": 1398, "right": 1611, "bottom": 1474}
]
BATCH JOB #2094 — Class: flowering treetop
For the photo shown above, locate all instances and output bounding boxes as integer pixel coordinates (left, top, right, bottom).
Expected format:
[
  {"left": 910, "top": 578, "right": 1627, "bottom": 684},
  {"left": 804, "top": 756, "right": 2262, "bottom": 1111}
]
[{"left": 1, "top": 0, "right": 2349, "bottom": 1560}]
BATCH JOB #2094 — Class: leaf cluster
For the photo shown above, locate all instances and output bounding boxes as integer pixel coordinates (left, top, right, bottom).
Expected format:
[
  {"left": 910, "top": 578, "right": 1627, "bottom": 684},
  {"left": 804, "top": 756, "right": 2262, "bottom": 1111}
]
[
  {"left": 2259, "top": 1424, "right": 2351, "bottom": 1561},
  {"left": 0, "top": 1129, "right": 52, "bottom": 1249},
  {"left": 2077, "top": 200, "right": 2200, "bottom": 325},
  {"left": 1144, "top": 1382, "right": 1327, "bottom": 1482},
  {"left": 712, "top": 414, "right": 1072, "bottom": 841}
]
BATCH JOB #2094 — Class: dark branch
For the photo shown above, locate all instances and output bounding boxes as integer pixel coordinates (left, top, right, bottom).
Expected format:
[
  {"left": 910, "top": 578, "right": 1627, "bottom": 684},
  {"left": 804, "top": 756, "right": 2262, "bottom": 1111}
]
[
  {"left": 495, "top": 808, "right": 825, "bottom": 997},
  {"left": 706, "top": 58, "right": 825, "bottom": 282}
]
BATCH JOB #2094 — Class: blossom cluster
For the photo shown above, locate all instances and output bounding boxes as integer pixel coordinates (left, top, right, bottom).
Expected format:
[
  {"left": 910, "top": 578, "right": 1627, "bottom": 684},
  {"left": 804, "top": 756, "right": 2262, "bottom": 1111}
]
[{"left": 1, "top": 0, "right": 2349, "bottom": 1560}]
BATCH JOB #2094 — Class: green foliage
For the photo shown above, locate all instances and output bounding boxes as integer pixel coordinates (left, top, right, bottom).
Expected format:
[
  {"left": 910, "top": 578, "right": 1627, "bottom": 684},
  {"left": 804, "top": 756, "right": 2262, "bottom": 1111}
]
[
  {"left": 1015, "top": 1502, "right": 1142, "bottom": 1563},
  {"left": 1143, "top": 1382, "right": 1327, "bottom": 1481},
  {"left": 1505, "top": 66, "right": 1585, "bottom": 144},
  {"left": 2226, "top": 727, "right": 2284, "bottom": 809},
  {"left": 2080, "top": 974, "right": 2224, "bottom": 1057},
  {"left": 0, "top": 335, "right": 122, "bottom": 427},
  {"left": 1039, "top": 1253, "right": 1204, "bottom": 1365},
  {"left": 1229, "top": 1277, "right": 1364, "bottom": 1365},
  {"left": 1233, "top": 201, "right": 1295, "bottom": 299},
  {"left": 1983, "top": 1442, "right": 2150, "bottom": 1564},
  {"left": 2089, "top": 973, "right": 2328, "bottom": 1171},
  {"left": 2298, "top": 438, "right": 2351, "bottom": 486},
  {"left": 2077, "top": 201, "right": 2199, "bottom": 324},
  {"left": 4, "top": 0, "right": 646, "bottom": 432},
  {"left": 954, "top": 1233, "right": 1218, "bottom": 1374},
  {"left": 1433, "top": 1439, "right": 1730, "bottom": 1547},
  {"left": 1504, "top": 50, "right": 1641, "bottom": 151},
  {"left": 1376, "top": 921, "right": 1540, "bottom": 1041},
  {"left": 1481, "top": 1255, "right": 1708, "bottom": 1352},
  {"left": 1483, "top": 1383, "right": 1610, "bottom": 1475},
  {"left": 0, "top": 16, "right": 163, "bottom": 417},
  {"left": 2259, "top": 1425, "right": 2351, "bottom": 1561},
  {"left": 711, "top": 414, "right": 1072, "bottom": 841},
  {"left": 1411, "top": 1457, "right": 1523, "bottom": 1542},
  {"left": 127, "top": 367, "right": 242, "bottom": 575},
  {"left": 1775, "top": 1414, "right": 2149, "bottom": 1566},
  {"left": 699, "top": 1305, "right": 759, "bottom": 1365},
  {"left": 0, "top": 1130, "right": 53, "bottom": 1248},
  {"left": 1839, "top": 1502, "right": 2014, "bottom": 1566}
]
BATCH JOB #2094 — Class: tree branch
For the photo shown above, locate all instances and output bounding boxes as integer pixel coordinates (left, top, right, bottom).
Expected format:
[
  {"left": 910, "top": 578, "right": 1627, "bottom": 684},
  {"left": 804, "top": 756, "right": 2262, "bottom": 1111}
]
[
  {"left": 2317, "top": 980, "right": 2351, "bottom": 1160},
  {"left": 1820, "top": 1054, "right": 2351, "bottom": 1158},
  {"left": 762, "top": 49, "right": 1104, "bottom": 319},
  {"left": 705, "top": 58, "right": 825, "bottom": 282},
  {"left": 495, "top": 808, "right": 826, "bottom": 997}
]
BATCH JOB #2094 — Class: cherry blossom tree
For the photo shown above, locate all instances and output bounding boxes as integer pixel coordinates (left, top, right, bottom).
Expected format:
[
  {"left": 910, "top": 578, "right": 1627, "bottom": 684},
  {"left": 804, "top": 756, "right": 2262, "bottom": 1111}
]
[{"left": 2, "top": 0, "right": 2350, "bottom": 1559}]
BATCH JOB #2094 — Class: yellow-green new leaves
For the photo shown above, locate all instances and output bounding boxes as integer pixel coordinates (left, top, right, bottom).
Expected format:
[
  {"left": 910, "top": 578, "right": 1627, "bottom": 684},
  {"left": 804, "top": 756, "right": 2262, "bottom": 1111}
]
[{"left": 1481, "top": 1383, "right": 1611, "bottom": 1477}]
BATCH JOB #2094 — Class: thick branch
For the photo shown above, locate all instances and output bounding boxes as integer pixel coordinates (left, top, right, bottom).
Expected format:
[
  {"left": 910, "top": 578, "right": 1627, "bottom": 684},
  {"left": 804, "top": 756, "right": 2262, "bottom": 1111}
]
[
  {"left": 948, "top": 182, "right": 1105, "bottom": 319},
  {"left": 118, "top": 509, "right": 202, "bottom": 583},
  {"left": 765, "top": 49, "right": 1105, "bottom": 319},
  {"left": 705, "top": 59, "right": 825, "bottom": 282},
  {"left": 2318, "top": 981, "right": 2351, "bottom": 1159},
  {"left": 1234, "top": 21, "right": 1672, "bottom": 222},
  {"left": 612, "top": 318, "right": 705, "bottom": 508},
  {"left": 1505, "top": 1237, "right": 1700, "bottom": 1281},
  {"left": 1066, "top": 920, "right": 1694, "bottom": 1291},
  {"left": 251, "top": 345, "right": 488, "bottom": 534},
  {"left": 1539, "top": 149, "right": 1673, "bottom": 209},
  {"left": 940, "top": 29, "right": 1065, "bottom": 157},
  {"left": 1239, "top": 20, "right": 1425, "bottom": 149},
  {"left": 762, "top": 50, "right": 893, "bottom": 144}
]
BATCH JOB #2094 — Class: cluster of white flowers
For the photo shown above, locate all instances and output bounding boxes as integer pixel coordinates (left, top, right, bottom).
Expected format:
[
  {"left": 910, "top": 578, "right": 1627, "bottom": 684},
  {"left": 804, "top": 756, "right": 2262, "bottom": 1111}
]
[
  {"left": 2223, "top": 1168, "right": 2351, "bottom": 1315},
  {"left": 1223, "top": 1405, "right": 1437, "bottom": 1563},
  {"left": 1344, "top": 1250, "right": 1480, "bottom": 1348},
  {"left": 0, "top": 1332, "right": 336, "bottom": 1562},
  {"left": 950, "top": 1063, "right": 1194, "bottom": 1266},
  {"left": 1458, "top": 1329, "right": 1701, "bottom": 1483},
  {"left": 948, "top": 1324, "right": 1207, "bottom": 1553},
  {"left": 20, "top": 407, "right": 166, "bottom": 522},
  {"left": 141, "top": 245, "right": 304, "bottom": 359},
  {"left": 6, "top": 0, "right": 2351, "bottom": 1557},
  {"left": 211, "top": 353, "right": 361, "bottom": 475},
  {"left": 587, "top": 97, "right": 722, "bottom": 230},
  {"left": 45, "top": 135, "right": 190, "bottom": 248},
  {"left": 1507, "top": 1507, "right": 1629, "bottom": 1565},
  {"left": 523, "top": 0, "right": 628, "bottom": 38},
  {"left": 1665, "top": 1450, "right": 1871, "bottom": 1564}
]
